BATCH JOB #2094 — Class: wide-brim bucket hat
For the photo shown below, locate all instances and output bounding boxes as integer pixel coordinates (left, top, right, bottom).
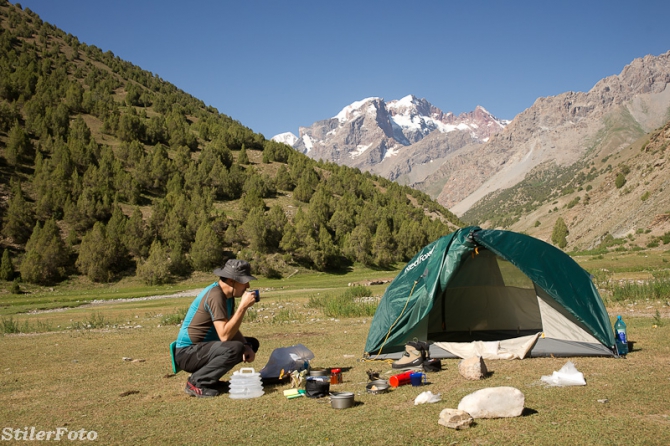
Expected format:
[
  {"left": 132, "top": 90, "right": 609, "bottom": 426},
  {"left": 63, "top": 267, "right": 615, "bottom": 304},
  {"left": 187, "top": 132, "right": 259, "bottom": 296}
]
[{"left": 213, "top": 259, "right": 257, "bottom": 284}]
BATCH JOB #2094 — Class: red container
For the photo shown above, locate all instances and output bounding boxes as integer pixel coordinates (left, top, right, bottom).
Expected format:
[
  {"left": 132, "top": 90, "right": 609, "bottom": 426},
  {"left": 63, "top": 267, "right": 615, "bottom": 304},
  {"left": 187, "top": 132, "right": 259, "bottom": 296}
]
[
  {"left": 330, "top": 368, "right": 342, "bottom": 384},
  {"left": 389, "top": 371, "right": 413, "bottom": 387}
]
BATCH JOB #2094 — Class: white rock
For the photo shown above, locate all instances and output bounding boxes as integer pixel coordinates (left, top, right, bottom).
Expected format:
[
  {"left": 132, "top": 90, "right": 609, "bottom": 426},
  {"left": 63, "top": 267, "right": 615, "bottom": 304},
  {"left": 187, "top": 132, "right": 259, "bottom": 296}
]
[
  {"left": 458, "top": 356, "right": 488, "bottom": 380},
  {"left": 438, "top": 408, "right": 473, "bottom": 430},
  {"left": 458, "top": 386, "right": 525, "bottom": 419}
]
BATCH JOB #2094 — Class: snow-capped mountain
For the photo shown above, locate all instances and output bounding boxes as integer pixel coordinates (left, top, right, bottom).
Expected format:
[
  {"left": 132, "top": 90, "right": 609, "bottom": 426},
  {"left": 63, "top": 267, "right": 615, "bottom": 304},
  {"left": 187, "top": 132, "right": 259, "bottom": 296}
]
[
  {"left": 270, "top": 132, "right": 298, "bottom": 146},
  {"left": 272, "top": 95, "right": 508, "bottom": 185}
]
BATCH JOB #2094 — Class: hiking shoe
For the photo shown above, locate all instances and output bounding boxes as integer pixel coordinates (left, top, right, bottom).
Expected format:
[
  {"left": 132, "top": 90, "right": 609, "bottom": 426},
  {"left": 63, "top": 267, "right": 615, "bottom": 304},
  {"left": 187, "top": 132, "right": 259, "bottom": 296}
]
[
  {"left": 391, "top": 342, "right": 425, "bottom": 369},
  {"left": 184, "top": 381, "right": 219, "bottom": 398},
  {"left": 211, "top": 381, "right": 229, "bottom": 393}
]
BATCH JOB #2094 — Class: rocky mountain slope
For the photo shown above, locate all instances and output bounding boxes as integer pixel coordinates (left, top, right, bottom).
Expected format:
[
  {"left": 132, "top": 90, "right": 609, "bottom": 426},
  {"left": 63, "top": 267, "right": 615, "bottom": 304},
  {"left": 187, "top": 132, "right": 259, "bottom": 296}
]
[
  {"left": 423, "top": 51, "right": 670, "bottom": 217},
  {"left": 466, "top": 117, "right": 670, "bottom": 251},
  {"left": 273, "top": 95, "right": 507, "bottom": 185}
]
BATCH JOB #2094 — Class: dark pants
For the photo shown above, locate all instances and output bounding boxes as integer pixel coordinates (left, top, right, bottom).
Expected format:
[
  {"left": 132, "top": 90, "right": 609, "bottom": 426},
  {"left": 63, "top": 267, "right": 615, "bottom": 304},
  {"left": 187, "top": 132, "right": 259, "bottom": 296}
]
[{"left": 175, "top": 338, "right": 260, "bottom": 388}]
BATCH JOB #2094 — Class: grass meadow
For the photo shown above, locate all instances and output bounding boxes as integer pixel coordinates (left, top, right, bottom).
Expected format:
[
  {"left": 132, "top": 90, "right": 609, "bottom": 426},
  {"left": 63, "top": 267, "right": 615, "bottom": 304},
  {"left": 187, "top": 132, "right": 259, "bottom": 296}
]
[{"left": 1, "top": 252, "right": 669, "bottom": 445}]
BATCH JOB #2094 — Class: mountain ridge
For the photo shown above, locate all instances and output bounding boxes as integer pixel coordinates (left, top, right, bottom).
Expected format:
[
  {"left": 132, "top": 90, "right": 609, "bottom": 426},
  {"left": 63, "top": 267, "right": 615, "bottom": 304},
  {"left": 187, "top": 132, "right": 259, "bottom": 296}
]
[
  {"left": 438, "top": 50, "right": 670, "bottom": 216},
  {"left": 274, "top": 51, "right": 670, "bottom": 251},
  {"left": 272, "top": 95, "right": 508, "bottom": 183}
]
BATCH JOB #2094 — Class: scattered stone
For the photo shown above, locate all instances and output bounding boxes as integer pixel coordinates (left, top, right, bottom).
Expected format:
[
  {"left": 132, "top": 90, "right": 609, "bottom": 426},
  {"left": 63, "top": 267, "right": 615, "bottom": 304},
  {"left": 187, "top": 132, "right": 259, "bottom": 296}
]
[
  {"left": 438, "top": 409, "right": 473, "bottom": 430},
  {"left": 119, "top": 390, "right": 140, "bottom": 397},
  {"left": 458, "top": 356, "right": 488, "bottom": 380},
  {"left": 458, "top": 386, "right": 525, "bottom": 419},
  {"left": 597, "top": 399, "right": 609, "bottom": 404},
  {"left": 122, "top": 357, "right": 133, "bottom": 361}
]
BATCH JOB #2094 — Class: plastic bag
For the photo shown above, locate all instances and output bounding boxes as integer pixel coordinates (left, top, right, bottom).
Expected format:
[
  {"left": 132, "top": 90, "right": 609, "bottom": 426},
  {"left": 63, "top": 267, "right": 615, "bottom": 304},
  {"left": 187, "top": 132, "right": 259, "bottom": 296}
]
[
  {"left": 414, "top": 391, "right": 442, "bottom": 405},
  {"left": 540, "top": 361, "right": 586, "bottom": 387},
  {"left": 259, "top": 344, "right": 314, "bottom": 379}
]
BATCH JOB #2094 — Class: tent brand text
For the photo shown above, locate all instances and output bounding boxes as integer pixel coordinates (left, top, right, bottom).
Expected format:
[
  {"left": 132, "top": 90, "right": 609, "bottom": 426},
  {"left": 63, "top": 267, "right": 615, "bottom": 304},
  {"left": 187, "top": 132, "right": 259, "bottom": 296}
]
[
  {"left": 405, "top": 246, "right": 435, "bottom": 273},
  {"left": 2, "top": 427, "right": 98, "bottom": 441}
]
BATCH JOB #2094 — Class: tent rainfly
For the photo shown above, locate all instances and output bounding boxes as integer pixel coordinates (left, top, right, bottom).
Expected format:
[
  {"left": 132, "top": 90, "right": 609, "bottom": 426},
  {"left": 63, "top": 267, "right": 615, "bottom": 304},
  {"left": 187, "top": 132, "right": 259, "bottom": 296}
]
[{"left": 364, "top": 227, "right": 618, "bottom": 360}]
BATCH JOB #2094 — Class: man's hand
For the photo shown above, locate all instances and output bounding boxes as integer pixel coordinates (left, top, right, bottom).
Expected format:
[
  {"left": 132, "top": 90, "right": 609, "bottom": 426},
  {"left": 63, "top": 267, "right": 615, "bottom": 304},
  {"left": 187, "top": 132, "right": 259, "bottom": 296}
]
[
  {"left": 240, "top": 290, "right": 257, "bottom": 310},
  {"left": 243, "top": 344, "right": 255, "bottom": 363}
]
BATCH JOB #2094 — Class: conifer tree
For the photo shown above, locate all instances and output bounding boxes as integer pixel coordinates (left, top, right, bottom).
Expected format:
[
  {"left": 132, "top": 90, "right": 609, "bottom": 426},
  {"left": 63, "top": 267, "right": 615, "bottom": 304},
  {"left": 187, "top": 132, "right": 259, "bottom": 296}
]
[
  {"left": 106, "top": 205, "right": 130, "bottom": 269},
  {"left": 136, "top": 240, "right": 172, "bottom": 285},
  {"left": 307, "top": 184, "right": 333, "bottom": 231},
  {"left": 64, "top": 81, "right": 84, "bottom": 112},
  {"left": 0, "top": 249, "right": 14, "bottom": 281},
  {"left": 344, "top": 225, "right": 373, "bottom": 266},
  {"left": 168, "top": 241, "right": 191, "bottom": 277},
  {"left": 237, "top": 145, "right": 249, "bottom": 165},
  {"left": 124, "top": 206, "right": 150, "bottom": 258},
  {"left": 240, "top": 188, "right": 265, "bottom": 214},
  {"left": 293, "top": 177, "right": 313, "bottom": 203},
  {"left": 275, "top": 165, "right": 294, "bottom": 191},
  {"left": 317, "top": 225, "right": 339, "bottom": 270},
  {"left": 306, "top": 235, "right": 325, "bottom": 270},
  {"left": 2, "top": 179, "right": 34, "bottom": 244},
  {"left": 149, "top": 144, "right": 172, "bottom": 191},
  {"left": 372, "top": 219, "right": 395, "bottom": 268},
  {"left": 397, "top": 220, "right": 427, "bottom": 260},
  {"left": 266, "top": 205, "right": 288, "bottom": 251},
  {"left": 76, "top": 222, "right": 114, "bottom": 282},
  {"left": 161, "top": 208, "right": 189, "bottom": 253},
  {"left": 190, "top": 222, "right": 223, "bottom": 271},
  {"left": 243, "top": 207, "right": 269, "bottom": 253},
  {"left": 279, "top": 223, "right": 301, "bottom": 254},
  {"left": 6, "top": 121, "right": 30, "bottom": 166},
  {"left": 20, "top": 219, "right": 69, "bottom": 284}
]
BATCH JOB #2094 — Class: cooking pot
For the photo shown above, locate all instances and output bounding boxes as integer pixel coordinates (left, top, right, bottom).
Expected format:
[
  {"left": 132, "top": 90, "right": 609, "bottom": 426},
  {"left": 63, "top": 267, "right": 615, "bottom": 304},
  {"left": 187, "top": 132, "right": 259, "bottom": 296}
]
[{"left": 330, "top": 391, "right": 355, "bottom": 409}]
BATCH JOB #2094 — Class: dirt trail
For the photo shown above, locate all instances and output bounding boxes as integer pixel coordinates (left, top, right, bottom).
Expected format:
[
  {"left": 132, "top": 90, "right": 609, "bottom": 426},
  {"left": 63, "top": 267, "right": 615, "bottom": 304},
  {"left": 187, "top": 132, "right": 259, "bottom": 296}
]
[{"left": 29, "top": 289, "right": 202, "bottom": 314}]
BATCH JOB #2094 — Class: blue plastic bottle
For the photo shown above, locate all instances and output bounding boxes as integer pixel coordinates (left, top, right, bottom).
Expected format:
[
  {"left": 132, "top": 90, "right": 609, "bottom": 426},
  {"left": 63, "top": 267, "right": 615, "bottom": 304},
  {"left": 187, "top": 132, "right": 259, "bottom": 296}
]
[{"left": 614, "top": 315, "right": 628, "bottom": 356}]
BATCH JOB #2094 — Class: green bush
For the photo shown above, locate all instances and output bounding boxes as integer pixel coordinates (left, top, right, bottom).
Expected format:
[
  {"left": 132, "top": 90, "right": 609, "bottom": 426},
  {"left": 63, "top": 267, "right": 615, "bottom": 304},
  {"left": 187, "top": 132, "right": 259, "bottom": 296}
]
[
  {"left": 307, "top": 286, "right": 377, "bottom": 318},
  {"left": 161, "top": 307, "right": 189, "bottom": 325},
  {"left": 342, "top": 286, "right": 373, "bottom": 299},
  {"left": 271, "top": 308, "right": 304, "bottom": 324},
  {"left": 70, "top": 312, "right": 112, "bottom": 329},
  {"left": 551, "top": 217, "right": 568, "bottom": 249},
  {"left": 615, "top": 173, "right": 627, "bottom": 189},
  {"left": 0, "top": 316, "right": 27, "bottom": 334},
  {"left": 10, "top": 278, "right": 21, "bottom": 294},
  {"left": 610, "top": 278, "right": 670, "bottom": 302}
]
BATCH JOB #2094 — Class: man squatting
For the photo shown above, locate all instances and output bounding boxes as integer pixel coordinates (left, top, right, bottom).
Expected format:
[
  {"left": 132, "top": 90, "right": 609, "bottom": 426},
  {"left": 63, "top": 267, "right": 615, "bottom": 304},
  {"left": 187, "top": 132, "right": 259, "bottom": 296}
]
[{"left": 175, "top": 259, "right": 259, "bottom": 397}]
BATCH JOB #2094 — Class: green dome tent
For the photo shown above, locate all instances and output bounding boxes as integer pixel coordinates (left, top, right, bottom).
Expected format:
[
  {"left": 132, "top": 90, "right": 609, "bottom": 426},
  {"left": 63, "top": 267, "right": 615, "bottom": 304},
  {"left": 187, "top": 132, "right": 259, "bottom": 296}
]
[{"left": 364, "top": 227, "right": 617, "bottom": 359}]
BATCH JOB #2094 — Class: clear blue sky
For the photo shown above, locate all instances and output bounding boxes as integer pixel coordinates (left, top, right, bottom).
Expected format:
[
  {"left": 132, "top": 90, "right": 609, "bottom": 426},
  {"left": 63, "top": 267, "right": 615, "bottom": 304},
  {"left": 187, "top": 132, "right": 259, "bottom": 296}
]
[{"left": 17, "top": 0, "right": 670, "bottom": 139}]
